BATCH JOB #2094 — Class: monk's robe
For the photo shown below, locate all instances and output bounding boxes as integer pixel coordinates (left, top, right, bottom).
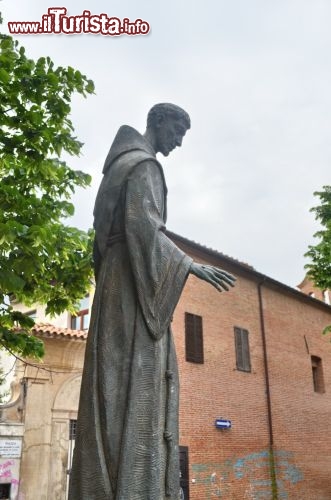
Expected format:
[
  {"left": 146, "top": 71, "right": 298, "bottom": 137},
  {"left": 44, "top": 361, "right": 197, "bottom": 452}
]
[{"left": 69, "top": 126, "right": 192, "bottom": 500}]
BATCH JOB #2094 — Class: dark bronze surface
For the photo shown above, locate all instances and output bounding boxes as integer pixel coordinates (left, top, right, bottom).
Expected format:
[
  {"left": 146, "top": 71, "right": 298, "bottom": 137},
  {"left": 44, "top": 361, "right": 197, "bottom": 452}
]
[{"left": 69, "top": 104, "right": 235, "bottom": 500}]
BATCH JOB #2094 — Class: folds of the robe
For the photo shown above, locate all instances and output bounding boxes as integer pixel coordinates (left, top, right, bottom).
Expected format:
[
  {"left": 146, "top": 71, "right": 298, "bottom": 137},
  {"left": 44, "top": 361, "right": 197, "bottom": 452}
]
[{"left": 69, "top": 130, "right": 192, "bottom": 500}]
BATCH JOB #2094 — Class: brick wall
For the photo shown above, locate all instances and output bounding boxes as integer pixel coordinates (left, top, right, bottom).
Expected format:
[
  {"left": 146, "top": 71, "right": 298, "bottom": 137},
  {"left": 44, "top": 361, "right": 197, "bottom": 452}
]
[{"left": 172, "top": 237, "right": 331, "bottom": 500}]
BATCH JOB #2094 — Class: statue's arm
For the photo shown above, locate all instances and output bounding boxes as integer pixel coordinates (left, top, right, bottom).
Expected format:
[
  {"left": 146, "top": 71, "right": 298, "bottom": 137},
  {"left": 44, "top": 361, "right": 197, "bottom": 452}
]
[{"left": 190, "top": 262, "right": 236, "bottom": 292}]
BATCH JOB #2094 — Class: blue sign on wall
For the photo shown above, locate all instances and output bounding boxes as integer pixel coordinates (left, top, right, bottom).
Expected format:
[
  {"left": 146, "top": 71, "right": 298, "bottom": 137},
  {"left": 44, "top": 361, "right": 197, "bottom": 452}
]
[{"left": 215, "top": 419, "right": 232, "bottom": 429}]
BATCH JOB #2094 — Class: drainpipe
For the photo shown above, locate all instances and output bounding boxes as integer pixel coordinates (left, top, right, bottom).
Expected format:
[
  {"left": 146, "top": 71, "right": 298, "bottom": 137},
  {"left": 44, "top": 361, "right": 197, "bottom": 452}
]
[{"left": 257, "top": 279, "right": 278, "bottom": 499}]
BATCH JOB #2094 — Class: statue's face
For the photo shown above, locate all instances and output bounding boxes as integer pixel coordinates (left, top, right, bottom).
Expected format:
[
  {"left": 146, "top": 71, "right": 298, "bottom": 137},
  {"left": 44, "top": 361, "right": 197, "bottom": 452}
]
[{"left": 155, "top": 115, "right": 188, "bottom": 156}]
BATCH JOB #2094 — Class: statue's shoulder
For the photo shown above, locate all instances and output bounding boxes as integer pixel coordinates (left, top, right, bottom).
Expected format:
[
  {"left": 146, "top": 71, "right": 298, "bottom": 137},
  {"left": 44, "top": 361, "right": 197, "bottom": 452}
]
[{"left": 103, "top": 126, "right": 156, "bottom": 174}]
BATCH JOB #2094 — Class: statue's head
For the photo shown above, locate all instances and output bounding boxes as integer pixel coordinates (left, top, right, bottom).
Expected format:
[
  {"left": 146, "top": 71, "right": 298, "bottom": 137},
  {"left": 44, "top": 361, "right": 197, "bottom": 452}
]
[{"left": 146, "top": 103, "right": 191, "bottom": 156}]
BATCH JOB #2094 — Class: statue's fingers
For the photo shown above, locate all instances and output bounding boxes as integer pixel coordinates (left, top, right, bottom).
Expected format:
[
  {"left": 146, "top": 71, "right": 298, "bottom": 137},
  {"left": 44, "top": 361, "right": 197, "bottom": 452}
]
[
  {"left": 202, "top": 266, "right": 236, "bottom": 288},
  {"left": 220, "top": 271, "right": 236, "bottom": 283},
  {"left": 203, "top": 271, "right": 223, "bottom": 292},
  {"left": 218, "top": 280, "right": 229, "bottom": 291},
  {"left": 204, "top": 265, "right": 235, "bottom": 280},
  {"left": 211, "top": 280, "right": 224, "bottom": 292},
  {"left": 221, "top": 275, "right": 236, "bottom": 287},
  {"left": 212, "top": 269, "right": 236, "bottom": 286},
  {"left": 223, "top": 271, "right": 236, "bottom": 282},
  {"left": 207, "top": 272, "right": 230, "bottom": 291}
]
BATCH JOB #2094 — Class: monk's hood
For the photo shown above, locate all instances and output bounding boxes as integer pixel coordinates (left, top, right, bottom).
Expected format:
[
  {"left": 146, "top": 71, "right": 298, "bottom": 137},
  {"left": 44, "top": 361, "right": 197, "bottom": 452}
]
[{"left": 102, "top": 125, "right": 156, "bottom": 174}]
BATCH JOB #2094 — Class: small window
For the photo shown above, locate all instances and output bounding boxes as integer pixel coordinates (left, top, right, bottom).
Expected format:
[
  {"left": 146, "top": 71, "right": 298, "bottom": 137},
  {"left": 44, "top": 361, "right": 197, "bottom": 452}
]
[
  {"left": 185, "top": 313, "right": 204, "bottom": 364},
  {"left": 234, "top": 327, "right": 251, "bottom": 372},
  {"left": 0, "top": 484, "right": 11, "bottom": 499},
  {"left": 323, "top": 290, "right": 330, "bottom": 305},
  {"left": 311, "top": 356, "right": 325, "bottom": 393},
  {"left": 71, "top": 295, "right": 90, "bottom": 330}
]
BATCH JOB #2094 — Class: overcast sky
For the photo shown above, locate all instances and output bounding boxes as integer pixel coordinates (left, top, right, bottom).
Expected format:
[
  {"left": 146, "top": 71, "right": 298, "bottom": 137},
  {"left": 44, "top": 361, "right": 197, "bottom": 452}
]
[{"left": 2, "top": 0, "right": 331, "bottom": 288}]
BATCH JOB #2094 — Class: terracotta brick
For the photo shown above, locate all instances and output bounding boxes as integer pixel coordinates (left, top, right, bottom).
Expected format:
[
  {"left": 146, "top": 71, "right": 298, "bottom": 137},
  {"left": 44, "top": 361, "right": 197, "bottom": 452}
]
[{"left": 171, "top": 234, "right": 331, "bottom": 500}]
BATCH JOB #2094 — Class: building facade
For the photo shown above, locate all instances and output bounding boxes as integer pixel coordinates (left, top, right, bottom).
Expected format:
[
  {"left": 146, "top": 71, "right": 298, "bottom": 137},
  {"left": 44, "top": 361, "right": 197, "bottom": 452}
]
[{"left": 1, "top": 233, "right": 331, "bottom": 499}]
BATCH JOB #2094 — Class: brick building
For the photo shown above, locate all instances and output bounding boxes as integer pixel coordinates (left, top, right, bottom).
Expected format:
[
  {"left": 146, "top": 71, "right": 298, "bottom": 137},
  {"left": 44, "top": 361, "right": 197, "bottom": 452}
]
[
  {"left": 171, "top": 232, "right": 331, "bottom": 500},
  {"left": 1, "top": 232, "right": 331, "bottom": 499}
]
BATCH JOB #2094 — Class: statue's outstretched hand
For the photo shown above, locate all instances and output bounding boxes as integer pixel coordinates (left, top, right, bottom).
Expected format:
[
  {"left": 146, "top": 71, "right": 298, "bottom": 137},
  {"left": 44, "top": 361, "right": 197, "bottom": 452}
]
[{"left": 190, "top": 262, "right": 236, "bottom": 292}]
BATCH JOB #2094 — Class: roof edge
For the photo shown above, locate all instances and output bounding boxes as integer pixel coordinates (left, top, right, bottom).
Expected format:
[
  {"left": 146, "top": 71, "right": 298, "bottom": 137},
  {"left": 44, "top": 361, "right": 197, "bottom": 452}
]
[
  {"left": 167, "top": 230, "right": 331, "bottom": 313},
  {"left": 32, "top": 323, "right": 87, "bottom": 340}
]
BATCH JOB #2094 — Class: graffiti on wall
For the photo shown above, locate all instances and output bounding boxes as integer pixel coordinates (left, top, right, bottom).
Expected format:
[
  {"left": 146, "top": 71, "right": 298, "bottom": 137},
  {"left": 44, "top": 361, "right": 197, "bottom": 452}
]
[
  {"left": 0, "top": 458, "right": 20, "bottom": 499},
  {"left": 192, "top": 450, "right": 303, "bottom": 499}
]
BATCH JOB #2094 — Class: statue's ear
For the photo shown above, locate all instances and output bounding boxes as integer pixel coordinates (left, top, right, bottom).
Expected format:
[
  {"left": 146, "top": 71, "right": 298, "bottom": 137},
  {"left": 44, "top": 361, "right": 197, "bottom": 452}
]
[{"left": 155, "top": 112, "right": 165, "bottom": 128}]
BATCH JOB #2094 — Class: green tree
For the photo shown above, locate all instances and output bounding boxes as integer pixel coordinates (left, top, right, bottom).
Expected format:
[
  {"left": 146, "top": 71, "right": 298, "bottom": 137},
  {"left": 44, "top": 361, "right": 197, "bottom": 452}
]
[
  {"left": 0, "top": 13, "right": 95, "bottom": 358},
  {"left": 305, "top": 185, "right": 331, "bottom": 335},
  {"left": 0, "top": 363, "right": 9, "bottom": 403}
]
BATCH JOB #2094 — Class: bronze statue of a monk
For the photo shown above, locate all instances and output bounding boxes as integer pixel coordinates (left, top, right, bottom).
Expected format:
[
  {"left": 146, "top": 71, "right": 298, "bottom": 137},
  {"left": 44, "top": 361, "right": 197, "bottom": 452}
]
[{"left": 69, "top": 103, "right": 235, "bottom": 500}]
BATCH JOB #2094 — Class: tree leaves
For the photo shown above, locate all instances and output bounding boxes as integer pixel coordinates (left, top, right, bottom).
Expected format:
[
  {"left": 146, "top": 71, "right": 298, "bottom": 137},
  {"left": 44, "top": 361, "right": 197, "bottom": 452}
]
[
  {"left": 323, "top": 324, "right": 331, "bottom": 336},
  {"left": 305, "top": 186, "right": 331, "bottom": 290},
  {"left": 305, "top": 185, "right": 331, "bottom": 337},
  {"left": 0, "top": 17, "right": 95, "bottom": 358},
  {"left": 0, "top": 270, "right": 25, "bottom": 291},
  {"left": 0, "top": 68, "right": 10, "bottom": 84},
  {"left": 0, "top": 329, "right": 45, "bottom": 359}
]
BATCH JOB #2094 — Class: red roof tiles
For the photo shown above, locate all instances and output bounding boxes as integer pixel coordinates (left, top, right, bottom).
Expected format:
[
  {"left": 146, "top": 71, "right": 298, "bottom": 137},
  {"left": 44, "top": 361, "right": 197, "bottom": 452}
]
[{"left": 32, "top": 323, "right": 87, "bottom": 340}]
